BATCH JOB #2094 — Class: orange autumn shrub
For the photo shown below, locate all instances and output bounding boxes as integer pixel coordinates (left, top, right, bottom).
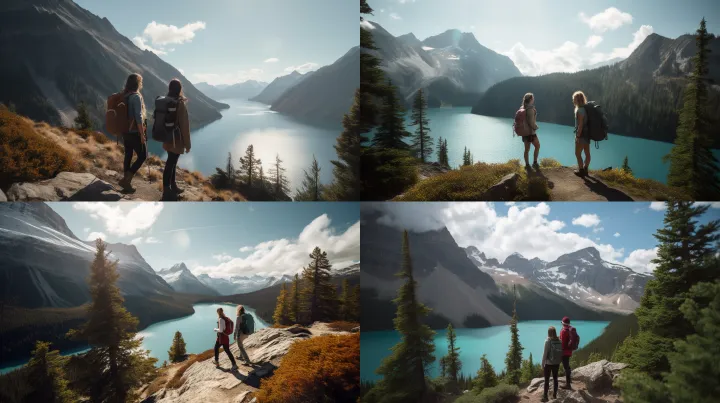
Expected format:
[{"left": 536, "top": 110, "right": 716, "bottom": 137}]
[
  {"left": 328, "top": 321, "right": 359, "bottom": 332},
  {"left": 255, "top": 333, "right": 360, "bottom": 403}
]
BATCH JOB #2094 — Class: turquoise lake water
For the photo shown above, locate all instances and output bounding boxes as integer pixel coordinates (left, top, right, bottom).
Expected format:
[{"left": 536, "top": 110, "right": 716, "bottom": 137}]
[
  {"left": 360, "top": 320, "right": 609, "bottom": 381},
  {"left": 393, "top": 107, "right": 720, "bottom": 184},
  {"left": 146, "top": 99, "right": 340, "bottom": 192},
  {"left": 0, "top": 303, "right": 268, "bottom": 374}
]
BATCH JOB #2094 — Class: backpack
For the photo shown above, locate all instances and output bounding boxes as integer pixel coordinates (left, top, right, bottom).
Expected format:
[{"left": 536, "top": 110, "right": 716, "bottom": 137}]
[
  {"left": 106, "top": 92, "right": 132, "bottom": 141},
  {"left": 583, "top": 101, "right": 608, "bottom": 149},
  {"left": 151, "top": 96, "right": 180, "bottom": 143},
  {"left": 548, "top": 339, "right": 564, "bottom": 365},
  {"left": 241, "top": 313, "right": 255, "bottom": 335},
  {"left": 513, "top": 107, "right": 531, "bottom": 137},
  {"left": 568, "top": 327, "right": 580, "bottom": 351},
  {"left": 222, "top": 317, "right": 234, "bottom": 336}
]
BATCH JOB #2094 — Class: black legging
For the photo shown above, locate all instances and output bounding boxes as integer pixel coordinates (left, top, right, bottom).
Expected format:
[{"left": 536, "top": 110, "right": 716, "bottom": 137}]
[
  {"left": 544, "top": 364, "right": 559, "bottom": 396},
  {"left": 163, "top": 152, "right": 180, "bottom": 189},
  {"left": 123, "top": 133, "right": 147, "bottom": 173},
  {"left": 562, "top": 356, "right": 572, "bottom": 385},
  {"left": 214, "top": 340, "right": 236, "bottom": 366}
]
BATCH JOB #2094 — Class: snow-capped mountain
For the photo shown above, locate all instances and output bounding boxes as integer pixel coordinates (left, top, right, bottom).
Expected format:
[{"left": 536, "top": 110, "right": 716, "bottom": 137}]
[
  {"left": 335, "top": 263, "right": 360, "bottom": 277},
  {"left": 198, "top": 273, "right": 293, "bottom": 295},
  {"left": 157, "top": 263, "right": 219, "bottom": 296}
]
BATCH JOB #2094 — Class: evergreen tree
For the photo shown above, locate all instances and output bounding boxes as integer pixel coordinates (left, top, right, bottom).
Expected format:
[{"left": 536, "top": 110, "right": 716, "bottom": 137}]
[
  {"left": 25, "top": 341, "right": 76, "bottom": 403},
  {"left": 505, "top": 285, "right": 524, "bottom": 385},
  {"left": 74, "top": 101, "right": 93, "bottom": 130},
  {"left": 351, "top": 284, "right": 361, "bottom": 322},
  {"left": 666, "top": 18, "right": 720, "bottom": 199},
  {"left": 462, "top": 147, "right": 474, "bottom": 166},
  {"left": 300, "top": 247, "right": 338, "bottom": 322},
  {"left": 168, "top": 331, "right": 187, "bottom": 363},
  {"left": 442, "top": 323, "right": 462, "bottom": 384},
  {"left": 372, "top": 81, "right": 411, "bottom": 150},
  {"left": 410, "top": 88, "right": 433, "bottom": 162},
  {"left": 437, "top": 137, "right": 449, "bottom": 168},
  {"left": 226, "top": 152, "right": 236, "bottom": 186},
  {"left": 340, "top": 279, "right": 360, "bottom": 322},
  {"left": 621, "top": 156, "right": 633, "bottom": 175},
  {"left": 439, "top": 356, "right": 448, "bottom": 378},
  {"left": 239, "top": 144, "right": 262, "bottom": 188},
  {"left": 367, "top": 230, "right": 436, "bottom": 402},
  {"left": 473, "top": 354, "right": 498, "bottom": 393},
  {"left": 295, "top": 155, "right": 325, "bottom": 201},
  {"left": 273, "top": 282, "right": 290, "bottom": 326},
  {"left": 288, "top": 274, "right": 300, "bottom": 324},
  {"left": 258, "top": 165, "right": 266, "bottom": 191},
  {"left": 328, "top": 89, "right": 361, "bottom": 200},
  {"left": 520, "top": 353, "right": 535, "bottom": 384},
  {"left": 359, "top": 0, "right": 387, "bottom": 138},
  {"left": 67, "top": 240, "right": 157, "bottom": 403},
  {"left": 268, "top": 153, "right": 290, "bottom": 198}
]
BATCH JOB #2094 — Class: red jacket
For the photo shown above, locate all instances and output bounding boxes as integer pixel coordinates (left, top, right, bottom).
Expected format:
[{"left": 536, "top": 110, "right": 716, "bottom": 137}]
[{"left": 560, "top": 325, "right": 573, "bottom": 357}]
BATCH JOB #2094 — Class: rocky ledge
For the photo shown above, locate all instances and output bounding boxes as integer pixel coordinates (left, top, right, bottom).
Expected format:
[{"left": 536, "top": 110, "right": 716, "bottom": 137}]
[{"left": 522, "top": 360, "right": 628, "bottom": 403}]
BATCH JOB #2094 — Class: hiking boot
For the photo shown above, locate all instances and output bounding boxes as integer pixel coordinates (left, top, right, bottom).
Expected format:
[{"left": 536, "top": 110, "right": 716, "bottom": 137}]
[
  {"left": 119, "top": 171, "right": 135, "bottom": 191},
  {"left": 231, "top": 364, "right": 238, "bottom": 371},
  {"left": 525, "top": 163, "right": 531, "bottom": 170},
  {"left": 574, "top": 168, "right": 585, "bottom": 177},
  {"left": 541, "top": 394, "right": 549, "bottom": 402},
  {"left": 213, "top": 360, "right": 219, "bottom": 367},
  {"left": 583, "top": 167, "right": 590, "bottom": 177},
  {"left": 553, "top": 391, "right": 557, "bottom": 399},
  {"left": 171, "top": 185, "right": 184, "bottom": 195},
  {"left": 561, "top": 384, "right": 573, "bottom": 390},
  {"left": 532, "top": 161, "right": 540, "bottom": 170}
]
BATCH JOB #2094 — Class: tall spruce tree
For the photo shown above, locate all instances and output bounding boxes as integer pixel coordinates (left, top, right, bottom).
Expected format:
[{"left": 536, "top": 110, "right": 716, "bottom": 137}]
[
  {"left": 505, "top": 285, "right": 524, "bottom": 385},
  {"left": 366, "top": 230, "right": 436, "bottom": 402},
  {"left": 258, "top": 165, "right": 266, "bottom": 191},
  {"left": 520, "top": 353, "right": 535, "bottom": 384},
  {"left": 666, "top": 18, "right": 720, "bottom": 199},
  {"left": 268, "top": 153, "right": 290, "bottom": 198},
  {"left": 340, "top": 279, "right": 352, "bottom": 321},
  {"left": 350, "top": 284, "right": 361, "bottom": 322},
  {"left": 359, "top": 0, "right": 387, "bottom": 138},
  {"left": 372, "top": 81, "right": 411, "bottom": 150},
  {"left": 328, "top": 89, "right": 362, "bottom": 200},
  {"left": 289, "top": 274, "right": 300, "bottom": 324},
  {"left": 443, "top": 323, "right": 462, "bottom": 384},
  {"left": 25, "top": 341, "right": 76, "bottom": 403},
  {"left": 273, "top": 282, "right": 290, "bottom": 326},
  {"left": 168, "top": 331, "right": 187, "bottom": 363},
  {"left": 67, "top": 240, "right": 157, "bottom": 403},
  {"left": 473, "top": 354, "right": 498, "bottom": 394},
  {"left": 622, "top": 156, "right": 633, "bottom": 175},
  {"left": 300, "top": 247, "right": 338, "bottom": 322},
  {"left": 295, "top": 156, "right": 324, "bottom": 201},
  {"left": 74, "top": 102, "right": 93, "bottom": 130},
  {"left": 410, "top": 88, "right": 433, "bottom": 162},
  {"left": 226, "top": 152, "right": 236, "bottom": 186},
  {"left": 239, "top": 144, "right": 262, "bottom": 188},
  {"left": 437, "top": 137, "right": 449, "bottom": 168}
]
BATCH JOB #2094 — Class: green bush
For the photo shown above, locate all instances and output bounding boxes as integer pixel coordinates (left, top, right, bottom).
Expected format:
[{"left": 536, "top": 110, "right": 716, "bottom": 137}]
[{"left": 453, "top": 383, "right": 519, "bottom": 403}]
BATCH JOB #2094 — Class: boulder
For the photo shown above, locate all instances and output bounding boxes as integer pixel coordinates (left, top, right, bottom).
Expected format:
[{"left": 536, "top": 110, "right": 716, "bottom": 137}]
[
  {"left": 571, "top": 360, "right": 628, "bottom": 393},
  {"left": 7, "top": 172, "right": 122, "bottom": 201},
  {"left": 243, "top": 326, "right": 311, "bottom": 364},
  {"left": 0, "top": 188, "right": 6, "bottom": 202},
  {"left": 480, "top": 173, "right": 519, "bottom": 200}
]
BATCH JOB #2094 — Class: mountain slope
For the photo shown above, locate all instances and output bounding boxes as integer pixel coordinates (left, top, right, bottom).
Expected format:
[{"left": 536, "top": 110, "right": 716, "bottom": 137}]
[
  {"left": 157, "top": 263, "right": 219, "bottom": 296},
  {"left": 0, "top": 0, "right": 227, "bottom": 130},
  {"left": 472, "top": 32, "right": 720, "bottom": 144},
  {"left": 249, "top": 71, "right": 308, "bottom": 105},
  {"left": 198, "top": 273, "right": 293, "bottom": 295},
  {"left": 271, "top": 47, "right": 359, "bottom": 126},
  {"left": 195, "top": 80, "right": 268, "bottom": 101}
]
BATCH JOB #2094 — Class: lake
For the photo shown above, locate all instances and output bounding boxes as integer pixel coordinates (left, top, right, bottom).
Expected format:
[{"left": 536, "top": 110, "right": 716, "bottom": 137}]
[
  {"left": 0, "top": 303, "right": 268, "bottom": 374},
  {"left": 395, "top": 107, "right": 720, "bottom": 184},
  {"left": 360, "top": 320, "right": 609, "bottom": 382},
  {"left": 146, "top": 99, "right": 340, "bottom": 192}
]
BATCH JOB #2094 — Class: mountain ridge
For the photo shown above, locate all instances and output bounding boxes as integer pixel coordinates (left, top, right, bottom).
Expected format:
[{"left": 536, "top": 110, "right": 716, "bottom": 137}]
[{"left": 157, "top": 263, "right": 219, "bottom": 296}]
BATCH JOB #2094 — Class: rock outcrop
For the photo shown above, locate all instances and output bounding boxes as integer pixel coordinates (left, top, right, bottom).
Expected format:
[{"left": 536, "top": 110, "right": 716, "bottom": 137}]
[
  {"left": 6, "top": 172, "right": 123, "bottom": 201},
  {"left": 523, "top": 360, "right": 628, "bottom": 402}
]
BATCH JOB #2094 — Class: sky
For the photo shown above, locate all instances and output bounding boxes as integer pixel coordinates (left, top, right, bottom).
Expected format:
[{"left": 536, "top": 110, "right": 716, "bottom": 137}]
[
  {"left": 363, "top": 202, "right": 720, "bottom": 274},
  {"left": 368, "top": 0, "right": 720, "bottom": 75},
  {"left": 75, "top": 0, "right": 357, "bottom": 85},
  {"left": 49, "top": 202, "right": 360, "bottom": 278}
]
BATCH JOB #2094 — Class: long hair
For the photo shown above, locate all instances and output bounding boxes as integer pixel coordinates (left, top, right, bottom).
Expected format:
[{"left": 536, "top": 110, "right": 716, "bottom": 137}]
[
  {"left": 521, "top": 92, "right": 534, "bottom": 108},
  {"left": 236, "top": 305, "right": 245, "bottom": 316},
  {"left": 123, "top": 73, "right": 146, "bottom": 119},
  {"left": 168, "top": 79, "right": 186, "bottom": 100},
  {"left": 548, "top": 326, "right": 559, "bottom": 340},
  {"left": 217, "top": 307, "right": 225, "bottom": 318},
  {"left": 572, "top": 90, "right": 587, "bottom": 113}
]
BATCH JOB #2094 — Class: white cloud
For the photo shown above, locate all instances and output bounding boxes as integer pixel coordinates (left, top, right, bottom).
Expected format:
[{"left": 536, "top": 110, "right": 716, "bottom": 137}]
[
  {"left": 130, "top": 237, "right": 143, "bottom": 245},
  {"left": 360, "top": 20, "right": 375, "bottom": 30},
  {"left": 649, "top": 202, "right": 667, "bottom": 211},
  {"left": 572, "top": 214, "right": 601, "bottom": 227},
  {"left": 398, "top": 0, "right": 415, "bottom": 3},
  {"left": 593, "top": 227, "right": 604, "bottom": 233},
  {"left": 389, "top": 13, "right": 402, "bottom": 20},
  {"left": 694, "top": 202, "right": 720, "bottom": 209},
  {"left": 193, "top": 215, "right": 360, "bottom": 278},
  {"left": 173, "top": 230, "right": 191, "bottom": 249},
  {"left": 579, "top": 7, "right": 633, "bottom": 33},
  {"left": 283, "top": 62, "right": 319, "bottom": 74},
  {"left": 623, "top": 248, "right": 658, "bottom": 274},
  {"left": 264, "top": 58, "right": 279, "bottom": 63},
  {"left": 130, "top": 236, "right": 162, "bottom": 245},
  {"left": 212, "top": 253, "right": 233, "bottom": 262},
  {"left": 142, "top": 21, "right": 206, "bottom": 46},
  {"left": 503, "top": 41, "right": 583, "bottom": 76},
  {"left": 614, "top": 232, "right": 621, "bottom": 237},
  {"left": 589, "top": 25, "right": 654, "bottom": 65},
  {"left": 132, "top": 36, "right": 168, "bottom": 55},
  {"left": 192, "top": 69, "right": 264, "bottom": 86},
  {"left": 585, "top": 35, "right": 603, "bottom": 48},
  {"left": 83, "top": 227, "right": 90, "bottom": 233},
  {"left": 73, "top": 202, "right": 164, "bottom": 237},
  {"left": 86, "top": 232, "right": 107, "bottom": 241},
  {"left": 239, "top": 246, "right": 254, "bottom": 253}
]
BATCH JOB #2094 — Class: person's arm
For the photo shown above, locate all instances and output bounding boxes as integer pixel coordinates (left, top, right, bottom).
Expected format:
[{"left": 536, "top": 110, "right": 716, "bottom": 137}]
[
  {"left": 235, "top": 316, "right": 241, "bottom": 340},
  {"left": 215, "top": 318, "right": 225, "bottom": 333},
  {"left": 179, "top": 101, "right": 191, "bottom": 152},
  {"left": 129, "top": 94, "right": 146, "bottom": 140},
  {"left": 528, "top": 108, "right": 538, "bottom": 131},
  {"left": 576, "top": 109, "right": 585, "bottom": 138},
  {"left": 560, "top": 329, "right": 568, "bottom": 350},
  {"left": 542, "top": 340, "right": 549, "bottom": 368}
]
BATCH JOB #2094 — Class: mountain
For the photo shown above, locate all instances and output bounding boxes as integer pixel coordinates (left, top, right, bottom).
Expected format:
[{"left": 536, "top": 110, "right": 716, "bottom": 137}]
[
  {"left": 250, "top": 70, "right": 309, "bottom": 105},
  {"left": 157, "top": 263, "right": 219, "bottom": 296},
  {"left": 195, "top": 80, "right": 268, "bottom": 101},
  {"left": 472, "top": 32, "right": 720, "bottom": 145},
  {"left": 198, "top": 273, "right": 293, "bottom": 295},
  {"left": 270, "top": 47, "right": 360, "bottom": 126},
  {"left": 196, "top": 274, "right": 238, "bottom": 295},
  {"left": 365, "top": 22, "right": 522, "bottom": 107},
  {"left": 0, "top": 0, "right": 228, "bottom": 131},
  {"left": 585, "top": 57, "right": 624, "bottom": 70},
  {"left": 334, "top": 263, "right": 360, "bottom": 277}
]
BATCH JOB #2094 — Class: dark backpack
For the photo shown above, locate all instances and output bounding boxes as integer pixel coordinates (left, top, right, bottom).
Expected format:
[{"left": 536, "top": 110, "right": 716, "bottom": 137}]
[
  {"left": 151, "top": 96, "right": 179, "bottom": 143},
  {"left": 222, "top": 317, "right": 234, "bottom": 336},
  {"left": 241, "top": 313, "right": 255, "bottom": 335},
  {"left": 568, "top": 327, "right": 580, "bottom": 351},
  {"left": 548, "top": 339, "right": 564, "bottom": 365},
  {"left": 584, "top": 101, "right": 608, "bottom": 149}
]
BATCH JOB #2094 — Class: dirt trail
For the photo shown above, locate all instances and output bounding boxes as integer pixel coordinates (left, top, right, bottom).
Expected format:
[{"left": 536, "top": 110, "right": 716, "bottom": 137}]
[{"left": 529, "top": 167, "right": 635, "bottom": 201}]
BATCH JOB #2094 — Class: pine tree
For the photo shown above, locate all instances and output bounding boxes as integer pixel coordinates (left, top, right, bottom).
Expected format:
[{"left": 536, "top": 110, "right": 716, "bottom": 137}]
[
  {"left": 410, "top": 88, "right": 433, "bottom": 162},
  {"left": 66, "top": 240, "right": 157, "bottom": 403},
  {"left": 268, "top": 153, "right": 290, "bottom": 198},
  {"left": 359, "top": 0, "right": 387, "bottom": 139},
  {"left": 328, "top": 89, "right": 361, "bottom": 200},
  {"left": 258, "top": 165, "right": 266, "bottom": 191},
  {"left": 226, "top": 152, "right": 236, "bottom": 186},
  {"left": 439, "top": 356, "right": 448, "bottom": 378},
  {"left": 367, "top": 230, "right": 436, "bottom": 402},
  {"left": 505, "top": 285, "right": 524, "bottom": 385},
  {"left": 273, "top": 282, "right": 290, "bottom": 326},
  {"left": 520, "top": 353, "right": 535, "bottom": 384},
  {"left": 239, "top": 144, "right": 262, "bottom": 188},
  {"left": 288, "top": 274, "right": 300, "bottom": 324},
  {"left": 295, "top": 156, "right": 324, "bottom": 201},
  {"left": 621, "top": 156, "right": 633, "bottom": 175},
  {"left": 473, "top": 354, "right": 498, "bottom": 394},
  {"left": 340, "top": 279, "right": 352, "bottom": 321},
  {"left": 168, "top": 331, "right": 187, "bottom": 363},
  {"left": 74, "top": 101, "right": 93, "bottom": 130},
  {"left": 437, "top": 137, "right": 449, "bottom": 168},
  {"left": 300, "top": 247, "right": 338, "bottom": 322},
  {"left": 666, "top": 18, "right": 720, "bottom": 199},
  {"left": 25, "top": 341, "right": 76, "bottom": 403},
  {"left": 350, "top": 284, "right": 361, "bottom": 322},
  {"left": 372, "top": 81, "right": 411, "bottom": 150},
  {"left": 442, "top": 323, "right": 462, "bottom": 384}
]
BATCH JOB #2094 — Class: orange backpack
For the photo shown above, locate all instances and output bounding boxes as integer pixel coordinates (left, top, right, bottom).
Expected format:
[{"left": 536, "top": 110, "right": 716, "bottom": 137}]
[{"left": 106, "top": 92, "right": 133, "bottom": 140}]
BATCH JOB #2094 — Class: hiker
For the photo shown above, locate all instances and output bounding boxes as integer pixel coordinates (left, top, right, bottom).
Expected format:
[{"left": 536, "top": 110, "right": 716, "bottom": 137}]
[
  {"left": 213, "top": 307, "right": 238, "bottom": 370},
  {"left": 118, "top": 73, "right": 147, "bottom": 191},
  {"left": 234, "top": 305, "right": 252, "bottom": 364},
  {"left": 514, "top": 93, "right": 540, "bottom": 170},
  {"left": 559, "top": 316, "right": 577, "bottom": 390},
  {"left": 541, "top": 326, "right": 564, "bottom": 402},
  {"left": 572, "top": 91, "right": 591, "bottom": 177},
  {"left": 159, "top": 79, "right": 191, "bottom": 199}
]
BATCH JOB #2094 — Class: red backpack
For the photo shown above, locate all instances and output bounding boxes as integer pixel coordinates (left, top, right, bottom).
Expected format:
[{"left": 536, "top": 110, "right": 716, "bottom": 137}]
[
  {"left": 568, "top": 327, "right": 580, "bottom": 351},
  {"left": 223, "top": 317, "right": 234, "bottom": 335},
  {"left": 513, "top": 108, "right": 531, "bottom": 137}
]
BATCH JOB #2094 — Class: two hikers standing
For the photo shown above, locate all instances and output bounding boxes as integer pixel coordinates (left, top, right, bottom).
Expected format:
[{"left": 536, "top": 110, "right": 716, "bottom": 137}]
[
  {"left": 540, "top": 316, "right": 579, "bottom": 402},
  {"left": 213, "top": 306, "right": 255, "bottom": 370}
]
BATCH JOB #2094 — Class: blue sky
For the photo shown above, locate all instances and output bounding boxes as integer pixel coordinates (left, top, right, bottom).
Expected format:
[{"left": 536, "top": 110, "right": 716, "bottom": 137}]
[
  {"left": 76, "top": 0, "right": 356, "bottom": 85},
  {"left": 366, "top": 202, "right": 720, "bottom": 274},
  {"left": 368, "top": 0, "right": 720, "bottom": 75},
  {"left": 49, "top": 202, "right": 360, "bottom": 278}
]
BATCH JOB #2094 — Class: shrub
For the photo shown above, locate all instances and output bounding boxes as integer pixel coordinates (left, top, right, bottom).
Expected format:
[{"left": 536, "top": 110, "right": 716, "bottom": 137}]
[
  {"left": 539, "top": 158, "right": 562, "bottom": 168},
  {"left": 361, "top": 147, "right": 418, "bottom": 200},
  {"left": 454, "top": 383, "right": 519, "bottom": 403},
  {"left": 327, "top": 321, "right": 359, "bottom": 332},
  {"left": 0, "top": 105, "right": 74, "bottom": 189},
  {"left": 255, "top": 333, "right": 360, "bottom": 403},
  {"left": 166, "top": 348, "right": 215, "bottom": 389},
  {"left": 593, "top": 168, "right": 690, "bottom": 201}
]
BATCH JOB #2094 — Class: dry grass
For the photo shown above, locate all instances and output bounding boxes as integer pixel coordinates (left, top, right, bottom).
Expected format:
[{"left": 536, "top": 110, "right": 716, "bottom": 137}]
[
  {"left": 327, "top": 321, "right": 359, "bottom": 332},
  {"left": 144, "top": 372, "right": 169, "bottom": 397},
  {"left": 146, "top": 154, "right": 164, "bottom": 167},
  {"left": 166, "top": 349, "right": 215, "bottom": 390},
  {"left": 592, "top": 168, "right": 690, "bottom": 200},
  {"left": 183, "top": 172, "right": 198, "bottom": 186},
  {"left": 146, "top": 169, "right": 162, "bottom": 183}
]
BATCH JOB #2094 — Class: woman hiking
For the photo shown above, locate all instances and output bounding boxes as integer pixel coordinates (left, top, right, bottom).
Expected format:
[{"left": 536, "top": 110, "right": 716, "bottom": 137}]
[
  {"left": 234, "top": 305, "right": 252, "bottom": 364},
  {"left": 541, "top": 326, "right": 564, "bottom": 402},
  {"left": 118, "top": 73, "right": 147, "bottom": 191},
  {"left": 213, "top": 307, "right": 238, "bottom": 370},
  {"left": 521, "top": 93, "right": 540, "bottom": 170},
  {"left": 161, "top": 79, "right": 191, "bottom": 200},
  {"left": 572, "top": 91, "right": 591, "bottom": 177}
]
